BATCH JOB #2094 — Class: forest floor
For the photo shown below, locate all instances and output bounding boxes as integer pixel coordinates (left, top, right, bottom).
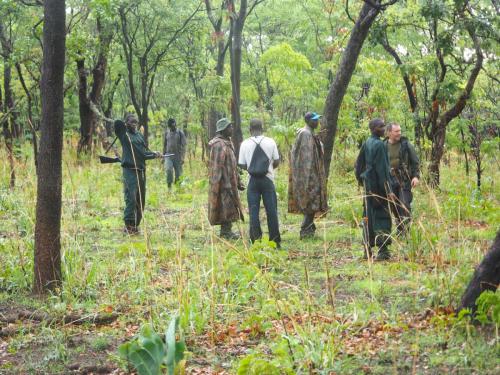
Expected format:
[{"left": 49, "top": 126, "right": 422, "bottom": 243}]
[{"left": 0, "top": 142, "right": 499, "bottom": 374}]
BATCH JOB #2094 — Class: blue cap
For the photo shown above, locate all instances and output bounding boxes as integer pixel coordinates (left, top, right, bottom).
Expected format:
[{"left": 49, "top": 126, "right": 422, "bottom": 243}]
[{"left": 305, "top": 112, "right": 322, "bottom": 121}]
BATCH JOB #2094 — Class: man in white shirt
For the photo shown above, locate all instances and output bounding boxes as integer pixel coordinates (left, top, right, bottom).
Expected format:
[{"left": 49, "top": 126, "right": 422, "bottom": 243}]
[{"left": 238, "top": 119, "right": 281, "bottom": 248}]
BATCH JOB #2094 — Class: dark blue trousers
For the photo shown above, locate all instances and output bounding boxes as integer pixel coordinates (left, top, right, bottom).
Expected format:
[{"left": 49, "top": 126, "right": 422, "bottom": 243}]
[{"left": 247, "top": 176, "right": 281, "bottom": 246}]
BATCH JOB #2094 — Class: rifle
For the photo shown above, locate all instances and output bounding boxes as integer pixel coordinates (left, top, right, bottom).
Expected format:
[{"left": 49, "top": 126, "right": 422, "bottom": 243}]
[{"left": 99, "top": 153, "right": 175, "bottom": 164}]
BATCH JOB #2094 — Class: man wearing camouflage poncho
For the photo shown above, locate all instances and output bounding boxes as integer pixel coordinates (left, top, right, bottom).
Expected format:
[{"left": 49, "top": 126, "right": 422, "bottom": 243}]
[
  {"left": 207, "top": 118, "right": 244, "bottom": 239},
  {"left": 288, "top": 112, "right": 328, "bottom": 239}
]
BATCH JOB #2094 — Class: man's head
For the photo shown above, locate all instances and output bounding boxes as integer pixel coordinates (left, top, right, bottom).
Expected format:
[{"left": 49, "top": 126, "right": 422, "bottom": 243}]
[
  {"left": 167, "top": 118, "right": 176, "bottom": 131},
  {"left": 125, "top": 113, "right": 139, "bottom": 132},
  {"left": 369, "top": 118, "right": 385, "bottom": 137},
  {"left": 216, "top": 117, "right": 233, "bottom": 138},
  {"left": 249, "top": 118, "right": 263, "bottom": 136},
  {"left": 386, "top": 123, "right": 402, "bottom": 143},
  {"left": 304, "top": 112, "right": 322, "bottom": 129}
]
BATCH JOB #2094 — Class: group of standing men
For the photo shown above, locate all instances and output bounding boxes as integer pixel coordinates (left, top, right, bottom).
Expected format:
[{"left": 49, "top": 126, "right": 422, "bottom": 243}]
[
  {"left": 113, "top": 111, "right": 419, "bottom": 261},
  {"left": 355, "top": 118, "right": 420, "bottom": 260},
  {"left": 113, "top": 114, "right": 186, "bottom": 234},
  {"left": 206, "top": 112, "right": 329, "bottom": 248}
]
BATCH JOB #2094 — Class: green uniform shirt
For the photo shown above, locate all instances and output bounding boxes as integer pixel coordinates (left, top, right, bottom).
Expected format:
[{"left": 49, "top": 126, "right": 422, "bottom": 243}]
[
  {"left": 114, "top": 120, "right": 156, "bottom": 170},
  {"left": 387, "top": 142, "right": 401, "bottom": 170}
]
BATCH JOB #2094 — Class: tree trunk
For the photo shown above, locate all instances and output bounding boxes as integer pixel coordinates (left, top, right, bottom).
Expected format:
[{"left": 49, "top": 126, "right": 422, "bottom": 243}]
[
  {"left": 321, "top": 2, "right": 382, "bottom": 176},
  {"left": 459, "top": 231, "right": 500, "bottom": 313},
  {"left": 76, "top": 58, "right": 94, "bottom": 154},
  {"left": 205, "top": 0, "right": 230, "bottom": 142},
  {"left": 77, "top": 18, "right": 112, "bottom": 154},
  {"left": 427, "top": 17, "right": 483, "bottom": 187},
  {"left": 459, "top": 126, "right": 469, "bottom": 176},
  {"left": 33, "top": 0, "right": 66, "bottom": 295},
  {"left": 230, "top": 32, "right": 243, "bottom": 156},
  {"left": 229, "top": 0, "right": 247, "bottom": 157},
  {"left": 15, "top": 62, "right": 38, "bottom": 171}
]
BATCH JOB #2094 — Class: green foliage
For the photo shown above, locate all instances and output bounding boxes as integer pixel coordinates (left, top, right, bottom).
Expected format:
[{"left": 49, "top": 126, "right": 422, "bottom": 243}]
[
  {"left": 237, "top": 353, "right": 294, "bottom": 375},
  {"left": 475, "top": 290, "right": 500, "bottom": 325},
  {"left": 118, "top": 317, "right": 185, "bottom": 375}
]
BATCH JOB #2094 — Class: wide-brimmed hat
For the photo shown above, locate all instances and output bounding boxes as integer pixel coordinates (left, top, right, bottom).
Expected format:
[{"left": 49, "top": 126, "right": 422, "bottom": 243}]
[{"left": 216, "top": 118, "right": 232, "bottom": 132}]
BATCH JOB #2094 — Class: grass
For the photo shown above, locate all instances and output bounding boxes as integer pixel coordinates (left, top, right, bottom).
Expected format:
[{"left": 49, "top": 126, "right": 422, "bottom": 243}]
[{"left": 0, "top": 137, "right": 499, "bottom": 374}]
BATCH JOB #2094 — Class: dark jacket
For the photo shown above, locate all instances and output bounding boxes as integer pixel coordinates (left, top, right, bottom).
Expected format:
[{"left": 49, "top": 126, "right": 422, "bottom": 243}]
[
  {"left": 355, "top": 135, "right": 393, "bottom": 197},
  {"left": 114, "top": 120, "right": 156, "bottom": 170},
  {"left": 383, "top": 137, "right": 420, "bottom": 188}
]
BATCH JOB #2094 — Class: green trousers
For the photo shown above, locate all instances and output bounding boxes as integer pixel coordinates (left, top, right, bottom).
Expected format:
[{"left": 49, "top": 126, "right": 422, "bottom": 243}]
[
  {"left": 363, "top": 195, "right": 392, "bottom": 249},
  {"left": 123, "top": 168, "right": 146, "bottom": 227}
]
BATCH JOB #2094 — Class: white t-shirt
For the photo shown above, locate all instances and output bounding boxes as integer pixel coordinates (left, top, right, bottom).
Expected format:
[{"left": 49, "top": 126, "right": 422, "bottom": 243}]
[{"left": 239, "top": 135, "right": 279, "bottom": 181}]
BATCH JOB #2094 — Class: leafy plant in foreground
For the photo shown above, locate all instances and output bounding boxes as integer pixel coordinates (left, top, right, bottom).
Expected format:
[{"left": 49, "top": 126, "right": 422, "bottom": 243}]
[
  {"left": 475, "top": 290, "right": 500, "bottom": 326},
  {"left": 118, "top": 316, "right": 185, "bottom": 375}
]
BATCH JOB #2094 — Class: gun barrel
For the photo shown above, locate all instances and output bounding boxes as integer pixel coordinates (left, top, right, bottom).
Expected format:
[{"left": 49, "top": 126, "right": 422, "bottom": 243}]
[{"left": 99, "top": 155, "right": 121, "bottom": 164}]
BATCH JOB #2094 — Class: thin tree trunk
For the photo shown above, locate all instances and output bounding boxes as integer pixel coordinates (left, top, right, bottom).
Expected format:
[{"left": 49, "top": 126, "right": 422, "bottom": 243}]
[
  {"left": 428, "top": 31, "right": 483, "bottom": 186},
  {"left": 228, "top": 0, "right": 248, "bottom": 157},
  {"left": 34, "top": 0, "right": 66, "bottom": 295},
  {"left": 321, "top": 2, "right": 383, "bottom": 176},
  {"left": 77, "top": 18, "right": 112, "bottom": 154},
  {"left": 15, "top": 62, "right": 38, "bottom": 170},
  {"left": 76, "top": 58, "right": 94, "bottom": 154},
  {"left": 459, "top": 126, "right": 469, "bottom": 176}
]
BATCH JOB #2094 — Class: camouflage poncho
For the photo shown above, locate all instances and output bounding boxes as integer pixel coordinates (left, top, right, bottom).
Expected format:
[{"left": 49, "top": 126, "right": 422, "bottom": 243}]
[
  {"left": 288, "top": 126, "right": 328, "bottom": 215},
  {"left": 207, "top": 135, "right": 244, "bottom": 225}
]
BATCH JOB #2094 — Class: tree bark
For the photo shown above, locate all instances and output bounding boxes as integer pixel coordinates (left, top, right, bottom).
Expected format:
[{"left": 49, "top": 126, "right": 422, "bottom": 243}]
[
  {"left": 459, "top": 231, "right": 500, "bottom": 313},
  {"left": 428, "top": 24, "right": 483, "bottom": 187},
  {"left": 34, "top": 0, "right": 66, "bottom": 295},
  {"left": 321, "top": 1, "right": 382, "bottom": 176},
  {"left": 228, "top": 0, "right": 252, "bottom": 157},
  {"left": 205, "top": 0, "right": 231, "bottom": 142},
  {"left": 77, "top": 18, "right": 112, "bottom": 154},
  {"left": 15, "top": 62, "right": 38, "bottom": 170}
]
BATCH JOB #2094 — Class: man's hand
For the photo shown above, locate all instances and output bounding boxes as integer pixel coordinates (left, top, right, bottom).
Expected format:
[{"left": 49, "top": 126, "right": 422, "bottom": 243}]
[
  {"left": 411, "top": 177, "right": 419, "bottom": 188},
  {"left": 155, "top": 151, "right": 162, "bottom": 159}
]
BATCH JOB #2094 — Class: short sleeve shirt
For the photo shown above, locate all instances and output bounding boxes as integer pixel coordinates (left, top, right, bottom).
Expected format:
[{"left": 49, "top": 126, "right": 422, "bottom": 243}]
[{"left": 238, "top": 135, "right": 279, "bottom": 181}]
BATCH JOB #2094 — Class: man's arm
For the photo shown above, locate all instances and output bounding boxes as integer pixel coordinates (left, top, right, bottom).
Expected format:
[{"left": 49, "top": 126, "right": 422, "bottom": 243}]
[
  {"left": 114, "top": 120, "right": 126, "bottom": 142},
  {"left": 272, "top": 140, "right": 280, "bottom": 169},
  {"left": 374, "top": 143, "right": 393, "bottom": 195},
  {"left": 237, "top": 141, "right": 248, "bottom": 170},
  {"left": 179, "top": 131, "right": 187, "bottom": 162},
  {"left": 163, "top": 131, "right": 167, "bottom": 155},
  {"left": 408, "top": 142, "right": 420, "bottom": 179},
  {"left": 354, "top": 143, "right": 366, "bottom": 186}
]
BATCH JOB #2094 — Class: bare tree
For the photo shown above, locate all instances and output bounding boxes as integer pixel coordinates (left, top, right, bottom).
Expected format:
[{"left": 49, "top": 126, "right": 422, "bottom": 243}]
[
  {"left": 33, "top": 0, "right": 66, "bottom": 294},
  {"left": 118, "top": 1, "right": 200, "bottom": 146}
]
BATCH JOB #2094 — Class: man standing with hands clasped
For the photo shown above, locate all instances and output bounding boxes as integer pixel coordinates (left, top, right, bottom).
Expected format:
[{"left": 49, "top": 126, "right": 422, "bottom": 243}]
[
  {"left": 238, "top": 119, "right": 281, "bottom": 248},
  {"left": 288, "top": 112, "right": 328, "bottom": 239},
  {"left": 384, "top": 123, "right": 420, "bottom": 235}
]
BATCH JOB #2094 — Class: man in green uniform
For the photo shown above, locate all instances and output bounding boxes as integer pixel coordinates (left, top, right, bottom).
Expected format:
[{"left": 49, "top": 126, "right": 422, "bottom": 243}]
[
  {"left": 115, "top": 114, "right": 161, "bottom": 234},
  {"left": 355, "top": 118, "right": 396, "bottom": 260},
  {"left": 384, "top": 123, "right": 420, "bottom": 235}
]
